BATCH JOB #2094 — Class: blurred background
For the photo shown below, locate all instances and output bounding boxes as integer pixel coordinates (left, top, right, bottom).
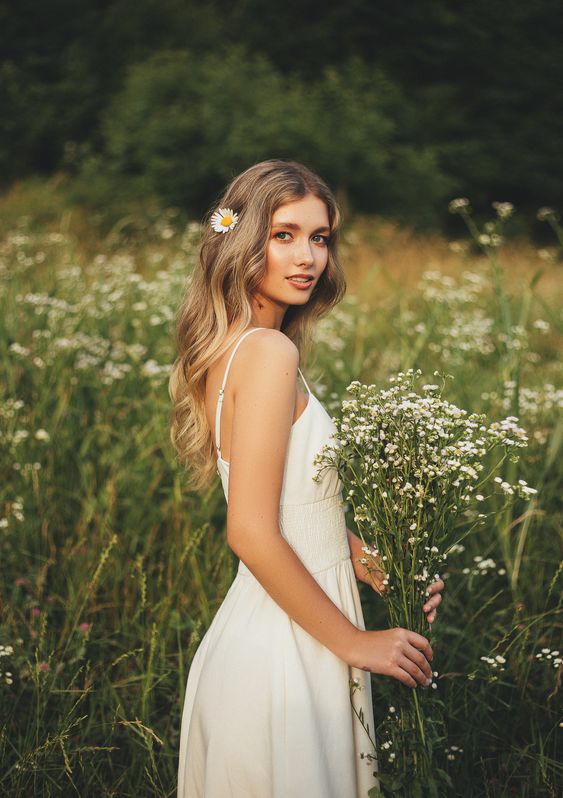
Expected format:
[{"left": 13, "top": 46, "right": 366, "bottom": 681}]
[{"left": 1, "top": 0, "right": 563, "bottom": 234}]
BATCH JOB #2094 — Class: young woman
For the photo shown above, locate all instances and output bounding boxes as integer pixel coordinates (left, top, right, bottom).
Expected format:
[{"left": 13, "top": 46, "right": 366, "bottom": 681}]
[{"left": 169, "top": 160, "right": 444, "bottom": 797}]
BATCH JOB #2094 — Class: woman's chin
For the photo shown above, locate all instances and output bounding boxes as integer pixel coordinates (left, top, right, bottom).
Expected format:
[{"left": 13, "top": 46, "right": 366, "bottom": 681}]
[{"left": 283, "top": 288, "right": 313, "bottom": 304}]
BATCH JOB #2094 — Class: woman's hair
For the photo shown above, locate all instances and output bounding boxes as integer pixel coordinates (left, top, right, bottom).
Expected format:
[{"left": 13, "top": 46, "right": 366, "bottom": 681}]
[{"left": 168, "top": 159, "right": 346, "bottom": 490}]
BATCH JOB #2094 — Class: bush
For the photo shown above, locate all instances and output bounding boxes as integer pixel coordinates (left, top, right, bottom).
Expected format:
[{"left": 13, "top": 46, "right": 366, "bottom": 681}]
[{"left": 89, "top": 48, "right": 453, "bottom": 225}]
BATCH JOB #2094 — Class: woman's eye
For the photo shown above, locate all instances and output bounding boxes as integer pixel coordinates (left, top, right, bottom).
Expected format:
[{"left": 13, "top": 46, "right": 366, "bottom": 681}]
[
  {"left": 274, "top": 230, "right": 330, "bottom": 244},
  {"left": 274, "top": 231, "right": 329, "bottom": 244}
]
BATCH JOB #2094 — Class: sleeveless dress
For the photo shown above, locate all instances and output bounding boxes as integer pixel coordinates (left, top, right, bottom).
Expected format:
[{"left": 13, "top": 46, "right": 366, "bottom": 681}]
[{"left": 177, "top": 327, "right": 379, "bottom": 797}]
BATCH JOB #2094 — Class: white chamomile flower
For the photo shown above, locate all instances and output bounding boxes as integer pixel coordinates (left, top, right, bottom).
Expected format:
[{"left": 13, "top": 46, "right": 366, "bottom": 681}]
[{"left": 210, "top": 208, "right": 239, "bottom": 233}]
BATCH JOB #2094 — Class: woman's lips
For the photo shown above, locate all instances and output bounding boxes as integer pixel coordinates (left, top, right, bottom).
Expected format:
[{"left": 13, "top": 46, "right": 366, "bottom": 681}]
[{"left": 286, "top": 277, "right": 314, "bottom": 290}]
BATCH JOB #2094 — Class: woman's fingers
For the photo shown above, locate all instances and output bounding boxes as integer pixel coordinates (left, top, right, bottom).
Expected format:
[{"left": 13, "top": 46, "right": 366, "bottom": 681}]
[
  {"left": 364, "top": 554, "right": 387, "bottom": 595},
  {"left": 398, "top": 631, "right": 434, "bottom": 687},
  {"left": 397, "top": 656, "right": 428, "bottom": 687},
  {"left": 399, "top": 657, "right": 430, "bottom": 687},
  {"left": 426, "top": 578, "right": 445, "bottom": 596},
  {"left": 423, "top": 578, "right": 444, "bottom": 623},
  {"left": 422, "top": 593, "right": 442, "bottom": 613},
  {"left": 404, "top": 646, "right": 433, "bottom": 681},
  {"left": 406, "top": 630, "right": 433, "bottom": 662},
  {"left": 368, "top": 569, "right": 387, "bottom": 595},
  {"left": 394, "top": 666, "right": 417, "bottom": 689}
]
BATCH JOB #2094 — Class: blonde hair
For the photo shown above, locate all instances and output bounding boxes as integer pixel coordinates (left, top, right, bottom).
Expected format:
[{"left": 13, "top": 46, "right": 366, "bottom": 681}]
[{"left": 168, "top": 159, "right": 346, "bottom": 490}]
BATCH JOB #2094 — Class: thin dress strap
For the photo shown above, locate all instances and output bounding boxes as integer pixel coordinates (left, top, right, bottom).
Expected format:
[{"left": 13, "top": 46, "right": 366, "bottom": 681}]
[
  {"left": 215, "top": 327, "right": 265, "bottom": 459},
  {"left": 297, "top": 367, "right": 312, "bottom": 396}
]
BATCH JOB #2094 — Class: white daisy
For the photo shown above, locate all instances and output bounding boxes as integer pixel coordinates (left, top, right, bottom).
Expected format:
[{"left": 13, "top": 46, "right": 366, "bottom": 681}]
[{"left": 210, "top": 208, "right": 239, "bottom": 233}]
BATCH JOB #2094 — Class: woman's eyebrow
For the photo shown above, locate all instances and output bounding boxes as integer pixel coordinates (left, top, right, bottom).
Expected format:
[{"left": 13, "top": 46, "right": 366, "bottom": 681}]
[{"left": 272, "top": 221, "right": 331, "bottom": 233}]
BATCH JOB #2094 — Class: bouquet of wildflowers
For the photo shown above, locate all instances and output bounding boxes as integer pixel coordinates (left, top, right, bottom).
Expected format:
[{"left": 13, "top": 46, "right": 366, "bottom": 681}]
[{"left": 313, "top": 369, "right": 535, "bottom": 796}]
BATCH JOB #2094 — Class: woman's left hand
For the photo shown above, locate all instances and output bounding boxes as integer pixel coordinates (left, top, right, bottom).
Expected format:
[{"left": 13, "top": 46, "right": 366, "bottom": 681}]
[
  {"left": 363, "top": 557, "right": 445, "bottom": 626},
  {"left": 349, "top": 531, "right": 444, "bottom": 626},
  {"left": 422, "top": 579, "right": 444, "bottom": 626}
]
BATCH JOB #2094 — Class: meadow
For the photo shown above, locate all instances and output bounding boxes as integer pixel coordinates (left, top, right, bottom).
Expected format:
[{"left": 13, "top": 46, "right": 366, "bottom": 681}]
[{"left": 0, "top": 195, "right": 561, "bottom": 796}]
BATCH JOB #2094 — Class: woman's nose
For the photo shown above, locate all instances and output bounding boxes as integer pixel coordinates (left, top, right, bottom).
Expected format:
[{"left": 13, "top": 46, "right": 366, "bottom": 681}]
[{"left": 295, "top": 240, "right": 314, "bottom": 266}]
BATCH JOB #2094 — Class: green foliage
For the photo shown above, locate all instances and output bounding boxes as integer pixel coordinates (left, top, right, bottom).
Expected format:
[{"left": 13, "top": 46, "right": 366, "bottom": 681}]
[{"left": 87, "top": 49, "right": 451, "bottom": 225}]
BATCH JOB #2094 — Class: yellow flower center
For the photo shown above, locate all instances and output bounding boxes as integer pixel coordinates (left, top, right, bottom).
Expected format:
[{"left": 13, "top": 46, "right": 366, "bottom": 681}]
[{"left": 221, "top": 215, "right": 233, "bottom": 227}]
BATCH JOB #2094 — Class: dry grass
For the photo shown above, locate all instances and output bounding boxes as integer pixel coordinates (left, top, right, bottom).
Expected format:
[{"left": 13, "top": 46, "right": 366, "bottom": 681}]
[{"left": 342, "top": 217, "right": 562, "bottom": 300}]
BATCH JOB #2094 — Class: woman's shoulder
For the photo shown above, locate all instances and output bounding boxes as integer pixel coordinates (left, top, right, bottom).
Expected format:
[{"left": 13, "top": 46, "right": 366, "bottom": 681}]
[
  {"left": 233, "top": 328, "right": 299, "bottom": 384},
  {"left": 244, "top": 327, "right": 298, "bottom": 355}
]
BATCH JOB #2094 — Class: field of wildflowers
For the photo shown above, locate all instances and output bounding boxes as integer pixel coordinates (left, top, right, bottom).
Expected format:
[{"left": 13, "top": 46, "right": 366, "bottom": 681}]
[{"left": 0, "top": 199, "right": 561, "bottom": 796}]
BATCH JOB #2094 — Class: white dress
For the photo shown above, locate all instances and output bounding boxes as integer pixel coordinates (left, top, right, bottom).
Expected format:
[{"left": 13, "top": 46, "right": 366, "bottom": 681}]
[{"left": 177, "top": 327, "right": 379, "bottom": 797}]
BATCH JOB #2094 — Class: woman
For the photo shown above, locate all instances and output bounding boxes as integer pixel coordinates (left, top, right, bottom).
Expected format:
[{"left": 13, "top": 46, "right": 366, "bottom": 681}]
[{"left": 169, "top": 159, "right": 444, "bottom": 797}]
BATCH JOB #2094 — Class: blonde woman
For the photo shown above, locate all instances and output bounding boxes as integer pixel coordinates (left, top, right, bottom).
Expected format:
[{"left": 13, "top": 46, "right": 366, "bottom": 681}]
[{"left": 170, "top": 160, "right": 444, "bottom": 797}]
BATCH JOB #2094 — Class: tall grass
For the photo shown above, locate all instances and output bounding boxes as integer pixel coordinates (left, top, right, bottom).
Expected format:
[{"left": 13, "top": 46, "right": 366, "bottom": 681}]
[{"left": 0, "top": 199, "right": 561, "bottom": 796}]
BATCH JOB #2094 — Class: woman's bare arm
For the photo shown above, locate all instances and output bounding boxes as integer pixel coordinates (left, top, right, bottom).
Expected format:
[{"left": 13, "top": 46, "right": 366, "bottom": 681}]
[{"left": 225, "top": 329, "right": 434, "bottom": 687}]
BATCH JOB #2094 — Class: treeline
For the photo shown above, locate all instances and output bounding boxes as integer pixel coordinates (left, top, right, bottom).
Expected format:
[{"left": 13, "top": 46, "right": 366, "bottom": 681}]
[{"left": 1, "top": 0, "right": 562, "bottom": 228}]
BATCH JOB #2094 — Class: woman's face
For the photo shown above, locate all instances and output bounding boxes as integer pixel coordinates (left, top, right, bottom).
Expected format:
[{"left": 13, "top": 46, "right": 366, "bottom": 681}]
[{"left": 254, "top": 194, "right": 330, "bottom": 324}]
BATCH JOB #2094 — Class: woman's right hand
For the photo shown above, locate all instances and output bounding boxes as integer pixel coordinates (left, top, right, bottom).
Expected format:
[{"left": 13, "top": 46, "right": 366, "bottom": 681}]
[{"left": 347, "top": 628, "right": 434, "bottom": 688}]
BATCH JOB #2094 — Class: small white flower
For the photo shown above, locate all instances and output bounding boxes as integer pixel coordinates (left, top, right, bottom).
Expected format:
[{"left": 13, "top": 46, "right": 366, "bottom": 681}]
[
  {"left": 492, "top": 201, "right": 515, "bottom": 220},
  {"left": 537, "top": 207, "right": 557, "bottom": 222},
  {"left": 532, "top": 318, "right": 550, "bottom": 332},
  {"left": 449, "top": 197, "right": 470, "bottom": 213},
  {"left": 210, "top": 207, "right": 239, "bottom": 233}
]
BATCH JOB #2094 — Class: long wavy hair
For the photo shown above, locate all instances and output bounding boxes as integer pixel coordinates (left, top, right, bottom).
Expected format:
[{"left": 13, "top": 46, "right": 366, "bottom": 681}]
[{"left": 168, "top": 159, "right": 346, "bottom": 490}]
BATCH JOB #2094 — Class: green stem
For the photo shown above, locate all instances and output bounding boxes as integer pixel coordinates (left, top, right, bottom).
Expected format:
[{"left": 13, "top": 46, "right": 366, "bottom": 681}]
[{"left": 411, "top": 689, "right": 430, "bottom": 773}]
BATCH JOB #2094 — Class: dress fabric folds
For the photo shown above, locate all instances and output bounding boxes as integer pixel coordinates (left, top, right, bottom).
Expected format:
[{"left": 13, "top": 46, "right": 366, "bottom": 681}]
[{"left": 177, "top": 327, "right": 379, "bottom": 797}]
